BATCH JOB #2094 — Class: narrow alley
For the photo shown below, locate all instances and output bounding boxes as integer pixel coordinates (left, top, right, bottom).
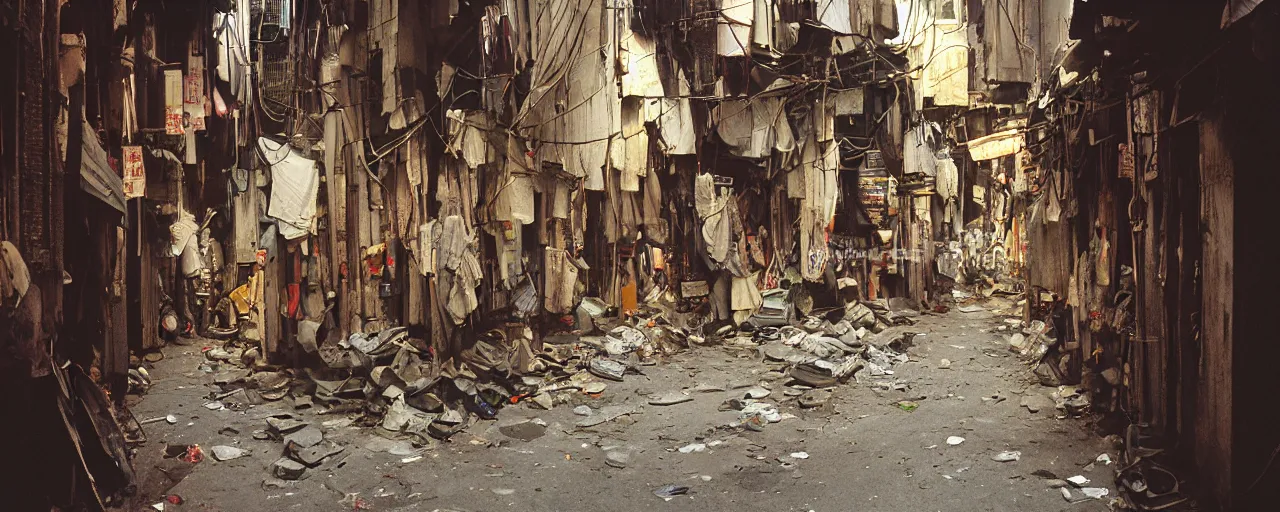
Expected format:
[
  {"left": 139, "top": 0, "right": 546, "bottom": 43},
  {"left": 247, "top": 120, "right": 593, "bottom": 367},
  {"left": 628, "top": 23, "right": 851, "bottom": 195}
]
[
  {"left": 1, "top": 1, "right": 1276, "bottom": 511},
  {"left": 124, "top": 297, "right": 1119, "bottom": 511}
]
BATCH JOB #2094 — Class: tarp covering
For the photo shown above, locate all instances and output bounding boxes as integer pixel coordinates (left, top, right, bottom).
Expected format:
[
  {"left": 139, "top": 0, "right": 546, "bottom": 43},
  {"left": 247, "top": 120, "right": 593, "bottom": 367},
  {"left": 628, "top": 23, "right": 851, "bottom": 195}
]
[{"left": 259, "top": 137, "right": 320, "bottom": 240}]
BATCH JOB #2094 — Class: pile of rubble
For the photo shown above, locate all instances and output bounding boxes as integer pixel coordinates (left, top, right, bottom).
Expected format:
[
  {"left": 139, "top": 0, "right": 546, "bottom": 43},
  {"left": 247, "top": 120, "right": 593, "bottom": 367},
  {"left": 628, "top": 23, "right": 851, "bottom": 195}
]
[
  {"left": 949, "top": 286, "right": 1095, "bottom": 419},
  {"left": 175, "top": 301, "right": 691, "bottom": 450},
  {"left": 133, "top": 279, "right": 936, "bottom": 485},
  {"left": 709, "top": 296, "right": 921, "bottom": 419}
]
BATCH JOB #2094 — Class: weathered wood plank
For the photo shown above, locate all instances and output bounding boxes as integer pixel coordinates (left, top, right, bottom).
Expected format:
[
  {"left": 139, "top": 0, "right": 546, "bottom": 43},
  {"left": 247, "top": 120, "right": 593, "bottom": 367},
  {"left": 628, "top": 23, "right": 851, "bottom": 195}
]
[{"left": 1196, "top": 111, "right": 1233, "bottom": 510}]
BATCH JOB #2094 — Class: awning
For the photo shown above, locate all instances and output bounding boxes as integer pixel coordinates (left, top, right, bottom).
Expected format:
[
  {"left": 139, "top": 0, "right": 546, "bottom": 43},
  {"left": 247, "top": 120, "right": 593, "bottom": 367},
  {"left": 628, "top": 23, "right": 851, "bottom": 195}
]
[
  {"left": 79, "top": 121, "right": 127, "bottom": 214},
  {"left": 967, "top": 129, "right": 1025, "bottom": 161}
]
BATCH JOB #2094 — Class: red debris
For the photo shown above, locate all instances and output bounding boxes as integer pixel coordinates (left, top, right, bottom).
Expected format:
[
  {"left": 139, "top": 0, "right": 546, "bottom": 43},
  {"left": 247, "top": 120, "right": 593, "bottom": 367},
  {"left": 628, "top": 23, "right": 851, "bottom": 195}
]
[{"left": 181, "top": 444, "right": 204, "bottom": 464}]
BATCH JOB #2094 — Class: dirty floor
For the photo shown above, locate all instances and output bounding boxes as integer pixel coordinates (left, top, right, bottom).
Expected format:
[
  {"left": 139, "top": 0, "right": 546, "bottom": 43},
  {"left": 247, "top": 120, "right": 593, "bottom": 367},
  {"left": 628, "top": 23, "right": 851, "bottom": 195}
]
[{"left": 123, "top": 308, "right": 1115, "bottom": 512}]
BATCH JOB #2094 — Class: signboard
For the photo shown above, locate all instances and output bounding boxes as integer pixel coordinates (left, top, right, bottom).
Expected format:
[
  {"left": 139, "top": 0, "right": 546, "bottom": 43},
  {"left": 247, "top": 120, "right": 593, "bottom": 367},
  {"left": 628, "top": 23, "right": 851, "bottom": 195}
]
[
  {"left": 1118, "top": 142, "right": 1135, "bottom": 179},
  {"left": 164, "top": 69, "right": 184, "bottom": 135},
  {"left": 863, "top": 149, "right": 885, "bottom": 171},
  {"left": 184, "top": 72, "right": 206, "bottom": 131},
  {"left": 859, "top": 170, "right": 893, "bottom": 225},
  {"left": 122, "top": 146, "right": 145, "bottom": 198}
]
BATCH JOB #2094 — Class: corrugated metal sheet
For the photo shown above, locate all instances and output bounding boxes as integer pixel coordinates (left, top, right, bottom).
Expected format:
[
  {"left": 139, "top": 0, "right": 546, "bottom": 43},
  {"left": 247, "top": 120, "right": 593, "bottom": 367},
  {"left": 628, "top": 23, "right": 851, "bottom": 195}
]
[{"left": 79, "top": 121, "right": 127, "bottom": 214}]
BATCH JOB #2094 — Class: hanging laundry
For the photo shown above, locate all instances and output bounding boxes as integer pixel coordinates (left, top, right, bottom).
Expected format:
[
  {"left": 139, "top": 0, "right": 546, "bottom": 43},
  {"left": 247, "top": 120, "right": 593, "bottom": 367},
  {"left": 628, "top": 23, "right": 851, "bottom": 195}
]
[{"left": 258, "top": 137, "right": 320, "bottom": 240}]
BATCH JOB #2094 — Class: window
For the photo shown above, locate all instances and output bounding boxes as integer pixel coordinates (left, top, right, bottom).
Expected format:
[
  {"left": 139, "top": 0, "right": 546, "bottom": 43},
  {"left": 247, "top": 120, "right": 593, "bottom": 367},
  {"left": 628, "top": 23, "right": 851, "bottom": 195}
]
[{"left": 935, "top": 0, "right": 959, "bottom": 23}]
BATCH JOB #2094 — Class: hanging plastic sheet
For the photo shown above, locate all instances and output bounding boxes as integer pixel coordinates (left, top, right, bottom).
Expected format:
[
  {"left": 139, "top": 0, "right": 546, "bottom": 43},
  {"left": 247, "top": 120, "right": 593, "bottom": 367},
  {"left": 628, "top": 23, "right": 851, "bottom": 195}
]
[
  {"left": 495, "top": 136, "right": 536, "bottom": 224},
  {"left": 936, "top": 156, "right": 959, "bottom": 201},
  {"left": 446, "top": 109, "right": 491, "bottom": 169},
  {"left": 718, "top": 0, "right": 754, "bottom": 57},
  {"left": 259, "top": 137, "right": 320, "bottom": 240},
  {"left": 902, "top": 126, "right": 939, "bottom": 177},
  {"left": 695, "top": 173, "right": 733, "bottom": 265},
  {"left": 619, "top": 99, "right": 649, "bottom": 191},
  {"left": 436, "top": 216, "right": 482, "bottom": 324},
  {"left": 715, "top": 97, "right": 788, "bottom": 159},
  {"left": 817, "top": 0, "right": 853, "bottom": 35},
  {"left": 544, "top": 247, "right": 579, "bottom": 314},
  {"left": 620, "top": 31, "right": 663, "bottom": 97},
  {"left": 752, "top": 0, "right": 775, "bottom": 49},
  {"left": 521, "top": 0, "right": 616, "bottom": 190},
  {"left": 657, "top": 98, "right": 697, "bottom": 155},
  {"left": 828, "top": 88, "right": 864, "bottom": 116},
  {"left": 642, "top": 166, "right": 668, "bottom": 244},
  {"left": 799, "top": 136, "right": 839, "bottom": 282}
]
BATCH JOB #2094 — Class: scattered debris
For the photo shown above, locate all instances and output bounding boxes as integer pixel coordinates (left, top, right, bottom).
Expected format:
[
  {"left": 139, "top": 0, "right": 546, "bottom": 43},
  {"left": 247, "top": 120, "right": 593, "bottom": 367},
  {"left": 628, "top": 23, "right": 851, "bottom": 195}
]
[
  {"left": 648, "top": 392, "right": 693, "bottom": 406},
  {"left": 1067, "top": 475, "right": 1091, "bottom": 486},
  {"left": 653, "top": 485, "right": 689, "bottom": 500},
  {"left": 1062, "top": 486, "right": 1110, "bottom": 502},
  {"left": 272, "top": 458, "right": 307, "bottom": 480},
  {"left": 210, "top": 445, "right": 247, "bottom": 461},
  {"left": 798, "top": 389, "right": 832, "bottom": 408},
  {"left": 140, "top": 414, "right": 178, "bottom": 425},
  {"left": 946, "top": 436, "right": 966, "bottom": 446},
  {"left": 790, "top": 451, "right": 810, "bottom": 459},
  {"left": 690, "top": 383, "right": 726, "bottom": 393},
  {"left": 605, "top": 450, "right": 630, "bottom": 468},
  {"left": 982, "top": 394, "right": 1007, "bottom": 405},
  {"left": 1020, "top": 394, "right": 1055, "bottom": 413},
  {"left": 499, "top": 421, "right": 547, "bottom": 442},
  {"left": 678, "top": 443, "right": 707, "bottom": 454},
  {"left": 589, "top": 359, "right": 628, "bottom": 381},
  {"left": 1053, "top": 386, "right": 1090, "bottom": 416},
  {"left": 1081, "top": 488, "right": 1109, "bottom": 499},
  {"left": 991, "top": 451, "right": 1021, "bottom": 462},
  {"left": 283, "top": 426, "right": 323, "bottom": 449},
  {"left": 1032, "top": 469, "right": 1059, "bottom": 479},
  {"left": 575, "top": 405, "right": 641, "bottom": 428}
]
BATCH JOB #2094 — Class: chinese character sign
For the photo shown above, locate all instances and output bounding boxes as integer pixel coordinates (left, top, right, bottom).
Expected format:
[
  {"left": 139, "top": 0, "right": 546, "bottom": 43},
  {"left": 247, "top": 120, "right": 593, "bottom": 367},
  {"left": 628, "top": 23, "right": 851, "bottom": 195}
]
[
  {"left": 122, "top": 146, "right": 146, "bottom": 199},
  {"left": 185, "top": 72, "right": 206, "bottom": 132},
  {"left": 164, "top": 69, "right": 184, "bottom": 135}
]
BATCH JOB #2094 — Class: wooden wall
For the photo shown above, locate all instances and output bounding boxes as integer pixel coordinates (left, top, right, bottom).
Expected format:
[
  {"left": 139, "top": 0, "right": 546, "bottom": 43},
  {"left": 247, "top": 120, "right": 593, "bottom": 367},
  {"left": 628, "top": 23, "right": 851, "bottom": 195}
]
[{"left": 1196, "top": 109, "right": 1234, "bottom": 511}]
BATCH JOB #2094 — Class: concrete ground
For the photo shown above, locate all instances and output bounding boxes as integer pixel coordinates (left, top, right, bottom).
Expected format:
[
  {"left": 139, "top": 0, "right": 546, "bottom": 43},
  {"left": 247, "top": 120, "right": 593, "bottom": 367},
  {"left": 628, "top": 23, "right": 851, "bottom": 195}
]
[{"left": 121, "top": 307, "right": 1116, "bottom": 512}]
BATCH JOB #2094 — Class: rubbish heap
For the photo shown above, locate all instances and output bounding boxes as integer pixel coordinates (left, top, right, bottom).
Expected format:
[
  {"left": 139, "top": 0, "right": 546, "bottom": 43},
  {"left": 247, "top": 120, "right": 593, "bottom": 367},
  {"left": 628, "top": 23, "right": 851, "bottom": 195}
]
[
  {"left": 180, "top": 277, "right": 930, "bottom": 466},
  {"left": 191, "top": 299, "right": 694, "bottom": 455}
]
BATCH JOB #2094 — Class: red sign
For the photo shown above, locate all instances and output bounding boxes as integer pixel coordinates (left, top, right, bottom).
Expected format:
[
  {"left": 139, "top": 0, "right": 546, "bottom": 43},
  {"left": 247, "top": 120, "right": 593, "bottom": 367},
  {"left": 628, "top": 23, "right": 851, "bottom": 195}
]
[
  {"left": 122, "top": 146, "right": 145, "bottom": 198},
  {"left": 164, "top": 69, "right": 184, "bottom": 135}
]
